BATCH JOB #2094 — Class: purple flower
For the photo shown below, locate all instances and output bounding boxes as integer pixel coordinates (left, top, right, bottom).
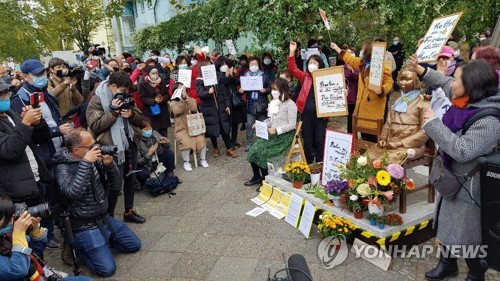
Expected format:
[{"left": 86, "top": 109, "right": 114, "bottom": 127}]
[
  {"left": 325, "top": 179, "right": 348, "bottom": 195},
  {"left": 386, "top": 164, "right": 404, "bottom": 179}
]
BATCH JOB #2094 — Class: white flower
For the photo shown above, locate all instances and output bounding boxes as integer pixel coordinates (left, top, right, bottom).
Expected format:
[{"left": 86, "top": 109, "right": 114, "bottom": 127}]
[
  {"left": 319, "top": 215, "right": 323, "bottom": 220},
  {"left": 349, "top": 194, "right": 359, "bottom": 201},
  {"left": 407, "top": 148, "right": 416, "bottom": 158},
  {"left": 357, "top": 156, "right": 368, "bottom": 166}
]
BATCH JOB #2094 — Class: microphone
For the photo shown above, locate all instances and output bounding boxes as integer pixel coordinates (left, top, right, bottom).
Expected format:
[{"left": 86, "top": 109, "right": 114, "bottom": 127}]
[{"left": 268, "top": 254, "right": 313, "bottom": 281}]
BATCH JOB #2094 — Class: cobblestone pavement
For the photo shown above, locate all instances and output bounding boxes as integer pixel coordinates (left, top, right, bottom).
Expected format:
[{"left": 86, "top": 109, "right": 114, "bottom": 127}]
[{"left": 44, "top": 117, "right": 500, "bottom": 280}]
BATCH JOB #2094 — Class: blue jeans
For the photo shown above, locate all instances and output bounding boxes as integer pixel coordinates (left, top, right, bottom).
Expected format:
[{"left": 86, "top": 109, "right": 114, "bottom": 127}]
[{"left": 73, "top": 217, "right": 141, "bottom": 277}]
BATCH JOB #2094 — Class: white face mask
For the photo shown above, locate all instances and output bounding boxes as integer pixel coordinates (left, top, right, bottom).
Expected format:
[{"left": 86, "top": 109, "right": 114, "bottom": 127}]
[
  {"left": 190, "top": 60, "right": 197, "bottom": 66},
  {"left": 249, "top": 65, "right": 259, "bottom": 73},
  {"left": 453, "top": 50, "right": 460, "bottom": 58},
  {"left": 263, "top": 59, "right": 271, "bottom": 65},
  {"left": 308, "top": 64, "right": 318, "bottom": 73},
  {"left": 151, "top": 55, "right": 158, "bottom": 60},
  {"left": 479, "top": 37, "right": 486, "bottom": 41},
  {"left": 446, "top": 60, "right": 452, "bottom": 68},
  {"left": 271, "top": 90, "right": 280, "bottom": 100},
  {"left": 220, "top": 65, "right": 228, "bottom": 73}
]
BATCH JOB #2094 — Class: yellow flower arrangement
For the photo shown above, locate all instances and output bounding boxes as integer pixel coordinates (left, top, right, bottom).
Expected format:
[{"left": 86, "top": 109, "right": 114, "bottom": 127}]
[
  {"left": 318, "top": 212, "right": 356, "bottom": 239},
  {"left": 376, "top": 170, "right": 391, "bottom": 186},
  {"left": 285, "top": 161, "right": 310, "bottom": 182}
]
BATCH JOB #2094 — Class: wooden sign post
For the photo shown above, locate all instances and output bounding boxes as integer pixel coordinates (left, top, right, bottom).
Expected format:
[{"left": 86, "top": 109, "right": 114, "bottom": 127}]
[
  {"left": 368, "top": 42, "right": 387, "bottom": 92},
  {"left": 312, "top": 66, "right": 348, "bottom": 118}
]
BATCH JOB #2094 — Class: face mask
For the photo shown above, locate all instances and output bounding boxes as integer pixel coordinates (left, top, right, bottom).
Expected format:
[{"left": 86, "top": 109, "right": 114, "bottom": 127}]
[
  {"left": 220, "top": 65, "right": 228, "bottom": 73},
  {"left": 151, "top": 55, "right": 159, "bottom": 60},
  {"left": 190, "top": 60, "right": 197, "bottom": 66},
  {"left": 453, "top": 50, "right": 460, "bottom": 58},
  {"left": 56, "top": 70, "right": 66, "bottom": 78},
  {"left": 479, "top": 37, "right": 486, "bottom": 41},
  {"left": 271, "top": 90, "right": 280, "bottom": 100},
  {"left": 178, "top": 64, "right": 188, "bottom": 70},
  {"left": 249, "top": 65, "right": 259, "bottom": 73},
  {"left": 164, "top": 58, "right": 171, "bottom": 64},
  {"left": 123, "top": 67, "right": 132, "bottom": 73},
  {"left": 263, "top": 59, "right": 271, "bottom": 65},
  {"left": 0, "top": 223, "right": 12, "bottom": 236},
  {"left": 33, "top": 76, "right": 48, "bottom": 89},
  {"left": 240, "top": 62, "right": 247, "bottom": 67},
  {"left": 393, "top": 41, "right": 399, "bottom": 46},
  {"left": 149, "top": 74, "right": 159, "bottom": 81},
  {"left": 0, "top": 99, "right": 10, "bottom": 112},
  {"left": 112, "top": 67, "right": 120, "bottom": 72},
  {"left": 308, "top": 64, "right": 318, "bottom": 73},
  {"left": 359, "top": 51, "right": 364, "bottom": 59},
  {"left": 142, "top": 130, "right": 153, "bottom": 138},
  {"left": 446, "top": 60, "right": 452, "bottom": 68}
]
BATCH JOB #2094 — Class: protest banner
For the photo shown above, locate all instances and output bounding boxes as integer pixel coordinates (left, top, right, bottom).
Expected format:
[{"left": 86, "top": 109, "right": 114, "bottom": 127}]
[
  {"left": 312, "top": 66, "right": 347, "bottom": 118},
  {"left": 322, "top": 130, "right": 353, "bottom": 185},
  {"left": 416, "top": 13, "right": 462, "bottom": 63},
  {"left": 368, "top": 42, "right": 387, "bottom": 92},
  {"left": 201, "top": 65, "right": 218, "bottom": 86}
]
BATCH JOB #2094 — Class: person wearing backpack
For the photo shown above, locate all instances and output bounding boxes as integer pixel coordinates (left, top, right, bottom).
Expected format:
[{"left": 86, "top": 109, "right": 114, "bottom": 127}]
[{"left": 422, "top": 60, "right": 500, "bottom": 281}]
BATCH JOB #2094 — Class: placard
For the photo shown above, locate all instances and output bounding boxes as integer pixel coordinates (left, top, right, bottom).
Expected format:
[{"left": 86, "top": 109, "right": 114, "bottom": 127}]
[
  {"left": 201, "top": 65, "right": 218, "bottom": 86},
  {"left": 415, "top": 13, "right": 462, "bottom": 63},
  {"left": 255, "top": 120, "right": 268, "bottom": 140},
  {"left": 322, "top": 130, "right": 353, "bottom": 186},
  {"left": 225, "top": 40, "right": 237, "bottom": 55},
  {"left": 298, "top": 201, "right": 318, "bottom": 238},
  {"left": 304, "top": 48, "right": 321, "bottom": 60},
  {"left": 245, "top": 207, "right": 267, "bottom": 217},
  {"left": 201, "top": 46, "right": 210, "bottom": 54},
  {"left": 285, "top": 193, "right": 305, "bottom": 228},
  {"left": 368, "top": 42, "right": 387, "bottom": 92},
  {"left": 262, "top": 188, "right": 283, "bottom": 213},
  {"left": 178, "top": 69, "right": 192, "bottom": 88},
  {"left": 270, "top": 192, "right": 292, "bottom": 219},
  {"left": 250, "top": 181, "right": 271, "bottom": 205},
  {"left": 240, "top": 76, "right": 264, "bottom": 91},
  {"left": 351, "top": 238, "right": 392, "bottom": 271},
  {"left": 312, "top": 66, "right": 348, "bottom": 118}
]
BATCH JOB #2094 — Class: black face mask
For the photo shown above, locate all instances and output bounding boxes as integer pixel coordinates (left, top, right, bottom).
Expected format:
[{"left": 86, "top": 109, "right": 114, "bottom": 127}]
[
  {"left": 112, "top": 67, "right": 120, "bottom": 72},
  {"left": 240, "top": 62, "right": 247, "bottom": 68},
  {"left": 56, "top": 70, "right": 64, "bottom": 78},
  {"left": 123, "top": 67, "right": 132, "bottom": 73}
]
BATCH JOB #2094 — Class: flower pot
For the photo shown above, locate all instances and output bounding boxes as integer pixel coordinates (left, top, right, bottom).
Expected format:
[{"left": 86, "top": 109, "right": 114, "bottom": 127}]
[
  {"left": 353, "top": 211, "right": 363, "bottom": 219},
  {"left": 327, "top": 194, "right": 341, "bottom": 207},
  {"left": 370, "top": 219, "right": 377, "bottom": 226},
  {"left": 368, "top": 202, "right": 385, "bottom": 216},
  {"left": 378, "top": 223, "right": 385, "bottom": 229},
  {"left": 292, "top": 181, "right": 304, "bottom": 189},
  {"left": 310, "top": 173, "right": 321, "bottom": 185}
]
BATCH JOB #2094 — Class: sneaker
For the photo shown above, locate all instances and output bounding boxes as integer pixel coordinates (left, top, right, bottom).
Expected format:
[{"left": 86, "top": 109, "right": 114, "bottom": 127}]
[
  {"left": 47, "top": 238, "right": 63, "bottom": 249},
  {"left": 123, "top": 209, "right": 146, "bottom": 224},
  {"left": 183, "top": 161, "right": 193, "bottom": 171},
  {"left": 200, "top": 160, "right": 209, "bottom": 168},
  {"left": 245, "top": 144, "right": 252, "bottom": 152}
]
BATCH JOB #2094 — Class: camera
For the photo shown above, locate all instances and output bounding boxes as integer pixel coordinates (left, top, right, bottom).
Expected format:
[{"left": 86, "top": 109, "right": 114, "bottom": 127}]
[
  {"left": 109, "top": 92, "right": 135, "bottom": 110},
  {"left": 14, "top": 202, "right": 51, "bottom": 219},
  {"left": 90, "top": 144, "right": 118, "bottom": 156}
]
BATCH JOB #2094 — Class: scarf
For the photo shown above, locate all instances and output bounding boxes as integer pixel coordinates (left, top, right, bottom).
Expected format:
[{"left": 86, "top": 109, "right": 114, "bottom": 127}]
[
  {"left": 268, "top": 99, "right": 282, "bottom": 116},
  {"left": 451, "top": 96, "right": 469, "bottom": 109},
  {"left": 96, "top": 80, "right": 134, "bottom": 164},
  {"left": 392, "top": 89, "right": 421, "bottom": 113}
]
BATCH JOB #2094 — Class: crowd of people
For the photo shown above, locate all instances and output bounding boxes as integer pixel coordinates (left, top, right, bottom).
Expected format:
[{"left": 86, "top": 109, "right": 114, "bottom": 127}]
[{"left": 0, "top": 26, "right": 499, "bottom": 280}]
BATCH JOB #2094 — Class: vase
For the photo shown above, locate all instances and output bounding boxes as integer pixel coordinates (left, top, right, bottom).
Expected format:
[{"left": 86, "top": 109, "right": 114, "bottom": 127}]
[
  {"left": 368, "top": 202, "right": 385, "bottom": 216},
  {"left": 370, "top": 219, "right": 377, "bottom": 226},
  {"left": 353, "top": 211, "right": 363, "bottom": 219},
  {"left": 310, "top": 173, "right": 321, "bottom": 185},
  {"left": 378, "top": 223, "right": 385, "bottom": 230},
  {"left": 327, "top": 194, "right": 341, "bottom": 207},
  {"left": 292, "top": 181, "right": 304, "bottom": 189}
]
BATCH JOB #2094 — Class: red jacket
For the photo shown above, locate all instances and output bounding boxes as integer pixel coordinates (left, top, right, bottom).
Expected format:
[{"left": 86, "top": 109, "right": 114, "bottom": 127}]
[
  {"left": 168, "top": 53, "right": 206, "bottom": 105},
  {"left": 287, "top": 56, "right": 312, "bottom": 114}
]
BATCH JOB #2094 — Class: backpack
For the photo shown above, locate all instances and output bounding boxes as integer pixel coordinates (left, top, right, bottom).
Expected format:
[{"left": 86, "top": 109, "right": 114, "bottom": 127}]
[{"left": 145, "top": 172, "right": 180, "bottom": 197}]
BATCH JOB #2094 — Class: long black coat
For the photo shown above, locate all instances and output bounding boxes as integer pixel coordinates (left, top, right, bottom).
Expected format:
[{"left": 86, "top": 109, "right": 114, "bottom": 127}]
[
  {"left": 138, "top": 79, "right": 171, "bottom": 130},
  {"left": 195, "top": 73, "right": 231, "bottom": 138}
]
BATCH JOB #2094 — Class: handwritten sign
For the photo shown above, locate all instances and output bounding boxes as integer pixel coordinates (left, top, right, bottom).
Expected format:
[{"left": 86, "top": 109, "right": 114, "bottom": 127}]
[
  {"left": 312, "top": 66, "right": 348, "bottom": 118},
  {"left": 201, "top": 46, "right": 210, "bottom": 54},
  {"left": 416, "top": 13, "right": 462, "bottom": 63},
  {"left": 225, "top": 40, "right": 237, "bottom": 55},
  {"left": 322, "top": 130, "right": 353, "bottom": 186},
  {"left": 240, "top": 76, "right": 264, "bottom": 91},
  {"left": 298, "top": 201, "right": 318, "bottom": 238},
  {"left": 255, "top": 120, "right": 269, "bottom": 140},
  {"left": 178, "top": 69, "right": 192, "bottom": 88},
  {"left": 368, "top": 42, "right": 387, "bottom": 92},
  {"left": 201, "top": 65, "right": 218, "bottom": 86}
]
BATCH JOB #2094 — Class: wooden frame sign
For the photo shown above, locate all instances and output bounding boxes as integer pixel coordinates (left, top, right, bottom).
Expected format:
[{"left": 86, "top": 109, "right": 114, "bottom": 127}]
[
  {"left": 368, "top": 42, "right": 387, "bottom": 92},
  {"left": 416, "top": 12, "right": 462, "bottom": 63},
  {"left": 312, "top": 66, "right": 347, "bottom": 118}
]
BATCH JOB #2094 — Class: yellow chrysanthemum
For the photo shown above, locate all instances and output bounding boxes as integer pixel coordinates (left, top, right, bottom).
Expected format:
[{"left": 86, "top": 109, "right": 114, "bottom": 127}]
[{"left": 376, "top": 170, "right": 391, "bottom": 186}]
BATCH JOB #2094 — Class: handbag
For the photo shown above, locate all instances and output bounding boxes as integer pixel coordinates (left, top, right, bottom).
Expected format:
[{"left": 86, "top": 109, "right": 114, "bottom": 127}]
[
  {"left": 149, "top": 152, "right": 166, "bottom": 177},
  {"left": 186, "top": 111, "right": 206, "bottom": 136},
  {"left": 429, "top": 155, "right": 470, "bottom": 200},
  {"left": 150, "top": 103, "right": 161, "bottom": 116},
  {"left": 231, "top": 89, "right": 244, "bottom": 109}
]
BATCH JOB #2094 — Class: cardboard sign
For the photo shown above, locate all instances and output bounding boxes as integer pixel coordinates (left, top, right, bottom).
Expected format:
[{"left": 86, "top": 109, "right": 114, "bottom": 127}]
[
  {"left": 416, "top": 13, "right": 462, "bottom": 63},
  {"left": 312, "top": 66, "right": 348, "bottom": 118},
  {"left": 368, "top": 42, "right": 387, "bottom": 92},
  {"left": 178, "top": 69, "right": 192, "bottom": 88},
  {"left": 298, "top": 201, "right": 318, "bottom": 238},
  {"left": 201, "top": 65, "right": 218, "bottom": 86},
  {"left": 322, "top": 130, "right": 353, "bottom": 186},
  {"left": 255, "top": 120, "right": 269, "bottom": 140},
  {"left": 351, "top": 238, "right": 392, "bottom": 271},
  {"left": 240, "top": 76, "right": 264, "bottom": 91},
  {"left": 201, "top": 46, "right": 210, "bottom": 54},
  {"left": 285, "top": 193, "right": 305, "bottom": 228},
  {"left": 319, "top": 8, "right": 331, "bottom": 30},
  {"left": 225, "top": 40, "right": 237, "bottom": 55}
]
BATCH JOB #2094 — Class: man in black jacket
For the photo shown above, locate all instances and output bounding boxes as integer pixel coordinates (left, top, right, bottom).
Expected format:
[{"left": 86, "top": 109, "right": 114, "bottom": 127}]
[{"left": 53, "top": 129, "right": 141, "bottom": 277}]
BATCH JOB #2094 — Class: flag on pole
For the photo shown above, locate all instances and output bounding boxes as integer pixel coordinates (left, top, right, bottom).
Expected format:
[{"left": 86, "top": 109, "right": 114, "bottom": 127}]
[{"left": 319, "top": 8, "right": 330, "bottom": 30}]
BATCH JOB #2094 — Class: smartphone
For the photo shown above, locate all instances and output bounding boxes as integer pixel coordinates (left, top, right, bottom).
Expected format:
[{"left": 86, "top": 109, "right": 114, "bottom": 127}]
[{"left": 30, "top": 92, "right": 45, "bottom": 108}]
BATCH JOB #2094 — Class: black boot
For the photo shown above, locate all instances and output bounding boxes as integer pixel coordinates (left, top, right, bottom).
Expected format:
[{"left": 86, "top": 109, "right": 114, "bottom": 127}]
[
  {"left": 124, "top": 209, "right": 146, "bottom": 224},
  {"left": 425, "top": 256, "right": 458, "bottom": 280},
  {"left": 245, "top": 163, "right": 263, "bottom": 186},
  {"left": 465, "top": 258, "right": 487, "bottom": 281}
]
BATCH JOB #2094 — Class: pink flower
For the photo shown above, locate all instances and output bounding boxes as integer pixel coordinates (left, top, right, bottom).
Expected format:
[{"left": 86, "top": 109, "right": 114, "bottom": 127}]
[
  {"left": 381, "top": 190, "right": 394, "bottom": 202},
  {"left": 387, "top": 164, "right": 405, "bottom": 179},
  {"left": 373, "top": 160, "right": 382, "bottom": 169}
]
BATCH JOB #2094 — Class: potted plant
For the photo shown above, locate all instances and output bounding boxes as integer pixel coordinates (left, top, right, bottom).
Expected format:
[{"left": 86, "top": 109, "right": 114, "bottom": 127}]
[
  {"left": 366, "top": 213, "right": 380, "bottom": 226},
  {"left": 318, "top": 213, "right": 356, "bottom": 245},
  {"left": 285, "top": 161, "right": 310, "bottom": 189},
  {"left": 325, "top": 179, "right": 348, "bottom": 207},
  {"left": 376, "top": 216, "right": 387, "bottom": 229},
  {"left": 309, "top": 163, "right": 323, "bottom": 185},
  {"left": 351, "top": 200, "right": 363, "bottom": 219},
  {"left": 384, "top": 213, "right": 404, "bottom": 226}
]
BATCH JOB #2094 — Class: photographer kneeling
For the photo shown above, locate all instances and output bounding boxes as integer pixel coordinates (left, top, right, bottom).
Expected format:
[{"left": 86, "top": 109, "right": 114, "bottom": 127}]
[{"left": 52, "top": 130, "right": 141, "bottom": 277}]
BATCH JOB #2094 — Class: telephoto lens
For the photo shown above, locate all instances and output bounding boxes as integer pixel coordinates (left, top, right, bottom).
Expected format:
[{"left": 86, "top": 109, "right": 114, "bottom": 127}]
[
  {"left": 100, "top": 145, "right": 118, "bottom": 156},
  {"left": 14, "top": 202, "right": 51, "bottom": 218}
]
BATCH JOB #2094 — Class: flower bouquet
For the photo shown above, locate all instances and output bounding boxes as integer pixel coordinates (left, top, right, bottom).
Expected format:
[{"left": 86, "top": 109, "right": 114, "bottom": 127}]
[
  {"left": 285, "top": 161, "right": 310, "bottom": 189},
  {"left": 318, "top": 212, "right": 356, "bottom": 241}
]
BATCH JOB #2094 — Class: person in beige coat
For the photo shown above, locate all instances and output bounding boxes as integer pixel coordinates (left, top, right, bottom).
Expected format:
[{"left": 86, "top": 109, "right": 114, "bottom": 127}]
[
  {"left": 170, "top": 84, "right": 208, "bottom": 171},
  {"left": 47, "top": 58, "right": 84, "bottom": 116}
]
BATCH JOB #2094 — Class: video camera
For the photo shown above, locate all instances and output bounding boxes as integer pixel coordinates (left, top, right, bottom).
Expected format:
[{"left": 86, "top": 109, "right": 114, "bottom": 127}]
[
  {"left": 109, "top": 92, "right": 135, "bottom": 110},
  {"left": 14, "top": 202, "right": 51, "bottom": 219},
  {"left": 89, "top": 144, "right": 118, "bottom": 156},
  {"left": 64, "top": 63, "right": 84, "bottom": 78}
]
